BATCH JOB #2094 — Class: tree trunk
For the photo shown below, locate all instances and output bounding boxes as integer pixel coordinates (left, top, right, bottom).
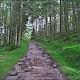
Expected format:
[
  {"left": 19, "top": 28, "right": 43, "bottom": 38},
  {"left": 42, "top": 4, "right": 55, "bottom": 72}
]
[{"left": 64, "top": 0, "right": 69, "bottom": 40}]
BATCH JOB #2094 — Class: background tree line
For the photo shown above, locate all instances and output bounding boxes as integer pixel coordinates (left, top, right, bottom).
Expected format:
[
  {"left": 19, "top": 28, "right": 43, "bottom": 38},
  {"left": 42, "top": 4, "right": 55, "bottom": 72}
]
[
  {"left": 0, "top": 0, "right": 80, "bottom": 49},
  {"left": 0, "top": 0, "right": 28, "bottom": 49},
  {"left": 30, "top": 0, "right": 80, "bottom": 42}
]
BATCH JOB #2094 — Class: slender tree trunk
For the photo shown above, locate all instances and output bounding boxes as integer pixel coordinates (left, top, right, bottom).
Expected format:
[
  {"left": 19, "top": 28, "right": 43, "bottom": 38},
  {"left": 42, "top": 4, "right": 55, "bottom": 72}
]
[
  {"left": 60, "top": 0, "right": 62, "bottom": 34},
  {"left": 76, "top": 2, "right": 80, "bottom": 42},
  {"left": 72, "top": 1, "right": 76, "bottom": 33},
  {"left": 64, "top": 0, "right": 69, "bottom": 40},
  {"left": 45, "top": 6, "right": 48, "bottom": 36}
]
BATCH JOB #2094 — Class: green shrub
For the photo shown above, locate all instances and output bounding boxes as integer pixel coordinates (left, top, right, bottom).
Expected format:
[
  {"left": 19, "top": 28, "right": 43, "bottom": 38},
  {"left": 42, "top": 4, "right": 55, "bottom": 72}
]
[
  {"left": 6, "top": 44, "right": 15, "bottom": 51},
  {"left": 51, "top": 41, "right": 63, "bottom": 51},
  {"left": 61, "top": 48, "right": 80, "bottom": 69}
]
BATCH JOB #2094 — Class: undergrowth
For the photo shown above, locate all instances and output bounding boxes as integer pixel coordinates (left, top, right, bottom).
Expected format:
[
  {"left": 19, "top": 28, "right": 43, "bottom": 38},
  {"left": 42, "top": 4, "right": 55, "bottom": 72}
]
[
  {"left": 0, "top": 40, "right": 28, "bottom": 80},
  {"left": 36, "top": 37, "right": 80, "bottom": 80}
]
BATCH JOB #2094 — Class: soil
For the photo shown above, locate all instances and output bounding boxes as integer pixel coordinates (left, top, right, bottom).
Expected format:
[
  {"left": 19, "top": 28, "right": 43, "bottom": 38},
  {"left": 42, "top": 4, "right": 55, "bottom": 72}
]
[{"left": 6, "top": 41, "right": 67, "bottom": 80}]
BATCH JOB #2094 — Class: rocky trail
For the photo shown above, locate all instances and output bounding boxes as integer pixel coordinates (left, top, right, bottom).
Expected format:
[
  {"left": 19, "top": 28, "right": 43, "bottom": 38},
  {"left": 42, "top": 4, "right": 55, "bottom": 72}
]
[{"left": 6, "top": 41, "right": 67, "bottom": 80}]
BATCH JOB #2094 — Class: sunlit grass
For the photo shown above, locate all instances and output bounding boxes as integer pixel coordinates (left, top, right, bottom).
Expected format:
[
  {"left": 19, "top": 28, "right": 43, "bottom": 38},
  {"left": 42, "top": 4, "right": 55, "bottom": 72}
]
[
  {"left": 0, "top": 40, "right": 28, "bottom": 80},
  {"left": 36, "top": 38, "right": 80, "bottom": 80}
]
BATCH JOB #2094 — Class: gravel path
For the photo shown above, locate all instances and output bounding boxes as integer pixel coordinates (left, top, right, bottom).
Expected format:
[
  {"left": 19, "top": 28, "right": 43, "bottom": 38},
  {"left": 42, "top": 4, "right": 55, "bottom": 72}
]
[{"left": 6, "top": 41, "right": 67, "bottom": 80}]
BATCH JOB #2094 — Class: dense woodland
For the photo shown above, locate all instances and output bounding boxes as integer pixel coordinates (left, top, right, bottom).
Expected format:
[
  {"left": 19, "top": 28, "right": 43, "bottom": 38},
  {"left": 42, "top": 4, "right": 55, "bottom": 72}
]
[
  {"left": 0, "top": 0, "right": 28, "bottom": 48},
  {"left": 31, "top": 0, "right": 80, "bottom": 42},
  {"left": 0, "top": 0, "right": 80, "bottom": 48},
  {"left": 0, "top": 0, "right": 80, "bottom": 80}
]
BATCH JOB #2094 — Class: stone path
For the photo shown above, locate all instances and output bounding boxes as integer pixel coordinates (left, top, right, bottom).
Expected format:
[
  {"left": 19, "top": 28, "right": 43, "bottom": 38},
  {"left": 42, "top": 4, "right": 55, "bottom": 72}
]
[{"left": 6, "top": 41, "right": 67, "bottom": 80}]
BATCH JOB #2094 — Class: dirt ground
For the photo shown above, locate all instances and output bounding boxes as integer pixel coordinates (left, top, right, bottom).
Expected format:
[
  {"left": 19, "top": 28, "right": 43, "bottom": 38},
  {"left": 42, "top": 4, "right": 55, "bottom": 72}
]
[{"left": 6, "top": 41, "right": 67, "bottom": 80}]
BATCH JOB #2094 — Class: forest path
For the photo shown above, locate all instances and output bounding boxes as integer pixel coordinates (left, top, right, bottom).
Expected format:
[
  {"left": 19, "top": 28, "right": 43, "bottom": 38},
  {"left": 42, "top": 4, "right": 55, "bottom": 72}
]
[{"left": 6, "top": 41, "right": 67, "bottom": 80}]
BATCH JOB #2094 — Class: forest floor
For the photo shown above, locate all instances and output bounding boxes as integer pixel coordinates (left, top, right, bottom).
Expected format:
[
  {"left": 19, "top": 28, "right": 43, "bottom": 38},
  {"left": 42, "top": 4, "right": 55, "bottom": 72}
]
[
  {"left": 36, "top": 37, "right": 80, "bottom": 80},
  {"left": 0, "top": 40, "right": 28, "bottom": 80},
  {"left": 6, "top": 41, "right": 67, "bottom": 80}
]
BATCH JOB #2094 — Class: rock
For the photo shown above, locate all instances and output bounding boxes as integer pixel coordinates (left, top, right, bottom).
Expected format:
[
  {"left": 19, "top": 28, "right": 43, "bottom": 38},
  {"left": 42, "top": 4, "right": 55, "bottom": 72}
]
[
  {"left": 17, "top": 62, "right": 23, "bottom": 65},
  {"left": 6, "top": 76, "right": 18, "bottom": 80},
  {"left": 24, "top": 68, "right": 32, "bottom": 72},
  {"left": 9, "top": 71, "right": 18, "bottom": 76},
  {"left": 53, "top": 64, "right": 57, "bottom": 68}
]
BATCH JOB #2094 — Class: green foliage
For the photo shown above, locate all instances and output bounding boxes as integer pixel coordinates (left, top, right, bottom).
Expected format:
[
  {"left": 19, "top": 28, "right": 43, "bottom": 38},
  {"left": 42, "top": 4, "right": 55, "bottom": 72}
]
[
  {"left": 37, "top": 37, "right": 63, "bottom": 51},
  {"left": 51, "top": 41, "right": 63, "bottom": 51},
  {"left": 0, "top": 40, "right": 28, "bottom": 80},
  {"left": 61, "top": 48, "right": 80, "bottom": 69},
  {"left": 36, "top": 37, "right": 80, "bottom": 80},
  {"left": 6, "top": 44, "right": 15, "bottom": 51},
  {"left": 63, "top": 66, "right": 80, "bottom": 80}
]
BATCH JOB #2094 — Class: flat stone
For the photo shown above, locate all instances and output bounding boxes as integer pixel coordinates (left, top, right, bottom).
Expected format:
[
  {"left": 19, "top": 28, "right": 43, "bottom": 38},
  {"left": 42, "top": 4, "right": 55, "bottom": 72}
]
[
  {"left": 53, "top": 64, "right": 57, "bottom": 68},
  {"left": 9, "top": 71, "right": 18, "bottom": 76},
  {"left": 6, "top": 76, "right": 18, "bottom": 80}
]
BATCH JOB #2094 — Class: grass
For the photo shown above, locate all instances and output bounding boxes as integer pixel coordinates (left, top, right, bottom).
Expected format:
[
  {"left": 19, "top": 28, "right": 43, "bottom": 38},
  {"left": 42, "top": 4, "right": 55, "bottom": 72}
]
[
  {"left": 0, "top": 40, "right": 28, "bottom": 80},
  {"left": 36, "top": 37, "right": 80, "bottom": 80}
]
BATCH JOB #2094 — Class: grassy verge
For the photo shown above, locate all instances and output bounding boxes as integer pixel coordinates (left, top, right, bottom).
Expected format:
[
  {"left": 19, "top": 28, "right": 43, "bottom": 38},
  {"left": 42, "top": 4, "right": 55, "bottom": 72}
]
[
  {"left": 36, "top": 38, "right": 80, "bottom": 80},
  {"left": 0, "top": 40, "right": 28, "bottom": 80}
]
